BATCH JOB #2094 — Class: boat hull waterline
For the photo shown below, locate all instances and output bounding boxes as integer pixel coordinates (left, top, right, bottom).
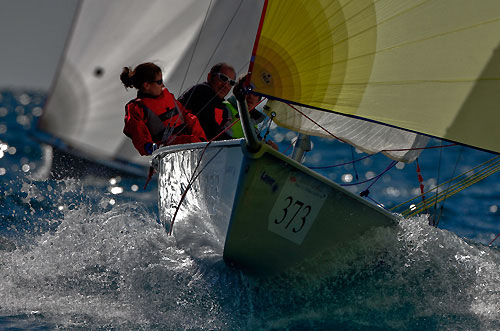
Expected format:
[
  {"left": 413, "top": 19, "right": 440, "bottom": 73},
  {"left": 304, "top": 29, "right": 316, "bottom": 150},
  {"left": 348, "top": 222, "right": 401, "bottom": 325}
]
[{"left": 153, "top": 140, "right": 398, "bottom": 274}]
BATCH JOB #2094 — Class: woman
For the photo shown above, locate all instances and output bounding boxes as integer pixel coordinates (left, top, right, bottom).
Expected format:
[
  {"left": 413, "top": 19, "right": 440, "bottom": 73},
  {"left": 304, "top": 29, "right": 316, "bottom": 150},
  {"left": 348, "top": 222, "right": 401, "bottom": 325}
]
[{"left": 120, "top": 62, "right": 206, "bottom": 155}]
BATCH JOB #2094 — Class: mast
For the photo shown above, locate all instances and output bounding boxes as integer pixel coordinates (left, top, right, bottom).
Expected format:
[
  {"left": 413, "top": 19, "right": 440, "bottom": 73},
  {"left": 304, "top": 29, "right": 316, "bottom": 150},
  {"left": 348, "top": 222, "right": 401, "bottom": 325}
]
[
  {"left": 236, "top": 94, "right": 260, "bottom": 153},
  {"left": 291, "top": 134, "right": 311, "bottom": 163}
]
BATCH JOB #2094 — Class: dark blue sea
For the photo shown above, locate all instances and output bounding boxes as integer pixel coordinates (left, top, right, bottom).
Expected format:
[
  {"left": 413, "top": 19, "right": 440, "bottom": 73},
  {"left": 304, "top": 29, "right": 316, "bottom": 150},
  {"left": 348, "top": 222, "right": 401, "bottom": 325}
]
[{"left": 1, "top": 89, "right": 500, "bottom": 330}]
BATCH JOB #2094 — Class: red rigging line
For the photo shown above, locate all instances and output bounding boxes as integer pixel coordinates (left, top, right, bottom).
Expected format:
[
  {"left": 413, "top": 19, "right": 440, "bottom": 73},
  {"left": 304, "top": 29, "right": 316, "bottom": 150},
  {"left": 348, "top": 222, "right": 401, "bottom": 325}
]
[
  {"left": 247, "top": 0, "right": 269, "bottom": 86},
  {"left": 416, "top": 159, "right": 428, "bottom": 213}
]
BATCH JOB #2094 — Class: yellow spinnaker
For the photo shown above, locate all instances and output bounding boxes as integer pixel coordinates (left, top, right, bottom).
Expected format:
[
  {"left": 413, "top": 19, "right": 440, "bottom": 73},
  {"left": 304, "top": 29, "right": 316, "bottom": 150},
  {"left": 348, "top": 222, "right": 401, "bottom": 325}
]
[{"left": 251, "top": 0, "right": 500, "bottom": 153}]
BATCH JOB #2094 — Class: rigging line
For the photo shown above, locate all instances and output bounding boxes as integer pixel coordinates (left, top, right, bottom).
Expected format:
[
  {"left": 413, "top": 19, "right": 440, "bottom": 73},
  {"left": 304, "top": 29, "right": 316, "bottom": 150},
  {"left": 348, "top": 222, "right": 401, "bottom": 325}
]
[
  {"left": 351, "top": 146, "right": 359, "bottom": 180},
  {"left": 435, "top": 146, "right": 464, "bottom": 227},
  {"left": 408, "top": 175, "right": 486, "bottom": 216},
  {"left": 405, "top": 163, "right": 500, "bottom": 215},
  {"left": 168, "top": 101, "right": 248, "bottom": 234},
  {"left": 287, "top": 103, "right": 348, "bottom": 144},
  {"left": 287, "top": 103, "right": 457, "bottom": 156},
  {"left": 341, "top": 160, "right": 397, "bottom": 187},
  {"left": 400, "top": 161, "right": 500, "bottom": 214},
  {"left": 261, "top": 111, "right": 275, "bottom": 141},
  {"left": 391, "top": 155, "right": 500, "bottom": 211},
  {"left": 247, "top": 0, "right": 269, "bottom": 79},
  {"left": 175, "top": 0, "right": 252, "bottom": 140},
  {"left": 287, "top": 104, "right": 457, "bottom": 169},
  {"left": 403, "top": 165, "right": 500, "bottom": 217},
  {"left": 310, "top": 153, "right": 375, "bottom": 169},
  {"left": 402, "top": 160, "right": 500, "bottom": 217},
  {"left": 420, "top": 158, "right": 500, "bottom": 209},
  {"left": 415, "top": 158, "right": 429, "bottom": 216},
  {"left": 390, "top": 155, "right": 500, "bottom": 212},
  {"left": 170, "top": 0, "right": 221, "bottom": 137},
  {"left": 284, "top": 141, "right": 294, "bottom": 156},
  {"left": 488, "top": 233, "right": 500, "bottom": 246},
  {"left": 178, "top": 0, "right": 214, "bottom": 95},
  {"left": 168, "top": 124, "right": 235, "bottom": 235},
  {"left": 173, "top": 61, "right": 251, "bottom": 140},
  {"left": 365, "top": 195, "right": 386, "bottom": 210},
  {"left": 169, "top": 146, "right": 223, "bottom": 235},
  {"left": 168, "top": 116, "right": 239, "bottom": 235},
  {"left": 196, "top": 0, "right": 246, "bottom": 83},
  {"left": 431, "top": 141, "right": 444, "bottom": 224}
]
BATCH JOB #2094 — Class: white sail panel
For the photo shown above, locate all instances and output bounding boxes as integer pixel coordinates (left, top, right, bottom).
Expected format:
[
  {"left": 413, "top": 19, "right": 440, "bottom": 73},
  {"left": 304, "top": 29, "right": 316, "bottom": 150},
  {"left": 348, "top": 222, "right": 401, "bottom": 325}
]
[
  {"left": 267, "top": 101, "right": 429, "bottom": 163},
  {"left": 39, "top": 0, "right": 264, "bottom": 168}
]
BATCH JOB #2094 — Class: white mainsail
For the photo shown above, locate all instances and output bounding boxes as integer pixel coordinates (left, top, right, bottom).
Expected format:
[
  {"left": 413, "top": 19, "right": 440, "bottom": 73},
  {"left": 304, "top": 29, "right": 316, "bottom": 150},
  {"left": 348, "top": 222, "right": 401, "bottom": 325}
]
[{"left": 38, "top": 0, "right": 265, "bottom": 171}]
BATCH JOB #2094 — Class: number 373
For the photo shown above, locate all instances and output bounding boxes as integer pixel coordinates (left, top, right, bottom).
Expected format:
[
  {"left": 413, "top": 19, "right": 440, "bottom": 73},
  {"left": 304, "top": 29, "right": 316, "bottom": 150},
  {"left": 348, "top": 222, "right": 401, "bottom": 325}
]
[{"left": 274, "top": 196, "right": 312, "bottom": 233}]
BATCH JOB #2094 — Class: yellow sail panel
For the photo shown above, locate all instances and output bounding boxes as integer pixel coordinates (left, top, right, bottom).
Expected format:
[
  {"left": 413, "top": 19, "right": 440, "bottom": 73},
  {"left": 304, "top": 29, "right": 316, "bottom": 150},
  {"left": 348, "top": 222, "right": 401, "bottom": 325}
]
[{"left": 251, "top": 0, "right": 500, "bottom": 153}]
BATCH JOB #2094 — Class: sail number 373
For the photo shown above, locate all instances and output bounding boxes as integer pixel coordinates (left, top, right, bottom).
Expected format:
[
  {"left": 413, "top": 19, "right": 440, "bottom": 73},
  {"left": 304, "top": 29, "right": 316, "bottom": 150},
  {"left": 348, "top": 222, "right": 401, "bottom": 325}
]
[
  {"left": 274, "top": 196, "right": 311, "bottom": 233},
  {"left": 268, "top": 176, "right": 327, "bottom": 245}
]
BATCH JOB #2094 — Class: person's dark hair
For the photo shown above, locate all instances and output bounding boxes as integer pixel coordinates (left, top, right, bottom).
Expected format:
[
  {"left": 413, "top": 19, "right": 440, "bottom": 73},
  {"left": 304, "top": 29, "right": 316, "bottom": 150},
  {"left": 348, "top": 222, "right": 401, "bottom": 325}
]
[
  {"left": 209, "top": 62, "right": 234, "bottom": 75},
  {"left": 120, "top": 62, "right": 161, "bottom": 90}
]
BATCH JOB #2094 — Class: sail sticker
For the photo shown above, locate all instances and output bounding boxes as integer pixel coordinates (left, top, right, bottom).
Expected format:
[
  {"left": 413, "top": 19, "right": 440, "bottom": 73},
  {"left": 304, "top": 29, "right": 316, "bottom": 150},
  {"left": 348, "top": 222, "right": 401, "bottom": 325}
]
[
  {"left": 260, "top": 71, "right": 272, "bottom": 85},
  {"left": 260, "top": 171, "right": 279, "bottom": 192},
  {"left": 268, "top": 174, "right": 327, "bottom": 245}
]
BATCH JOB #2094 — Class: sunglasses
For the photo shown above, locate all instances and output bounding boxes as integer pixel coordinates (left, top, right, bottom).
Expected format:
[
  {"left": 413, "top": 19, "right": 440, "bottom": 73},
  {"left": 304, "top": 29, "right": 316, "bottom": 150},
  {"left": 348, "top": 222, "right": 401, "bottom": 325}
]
[
  {"left": 215, "top": 73, "right": 236, "bottom": 86},
  {"left": 150, "top": 79, "right": 163, "bottom": 85}
]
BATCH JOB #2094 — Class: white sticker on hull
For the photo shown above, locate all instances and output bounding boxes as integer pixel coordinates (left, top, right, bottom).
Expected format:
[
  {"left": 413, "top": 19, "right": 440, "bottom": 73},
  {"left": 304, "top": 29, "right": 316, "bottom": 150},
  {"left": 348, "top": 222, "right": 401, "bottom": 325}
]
[{"left": 268, "top": 174, "right": 327, "bottom": 244}]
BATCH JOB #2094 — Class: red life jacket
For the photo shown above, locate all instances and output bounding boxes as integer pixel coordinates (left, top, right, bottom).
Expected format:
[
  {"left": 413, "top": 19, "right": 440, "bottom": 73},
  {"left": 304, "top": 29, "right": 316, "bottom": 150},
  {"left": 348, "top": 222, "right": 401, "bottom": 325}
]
[{"left": 123, "top": 88, "right": 206, "bottom": 155}]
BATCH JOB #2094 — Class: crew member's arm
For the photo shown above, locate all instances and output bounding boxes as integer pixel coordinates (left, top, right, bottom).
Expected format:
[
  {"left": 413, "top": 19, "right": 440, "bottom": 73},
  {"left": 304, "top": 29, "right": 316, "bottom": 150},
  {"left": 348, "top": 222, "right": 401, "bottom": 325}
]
[
  {"left": 123, "top": 102, "right": 153, "bottom": 155},
  {"left": 175, "top": 99, "right": 207, "bottom": 141}
]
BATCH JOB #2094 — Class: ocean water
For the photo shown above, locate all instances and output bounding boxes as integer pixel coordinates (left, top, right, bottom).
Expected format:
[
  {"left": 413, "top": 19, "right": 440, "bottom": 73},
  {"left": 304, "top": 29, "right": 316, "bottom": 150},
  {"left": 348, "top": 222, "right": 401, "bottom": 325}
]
[{"left": 1, "top": 89, "right": 500, "bottom": 330}]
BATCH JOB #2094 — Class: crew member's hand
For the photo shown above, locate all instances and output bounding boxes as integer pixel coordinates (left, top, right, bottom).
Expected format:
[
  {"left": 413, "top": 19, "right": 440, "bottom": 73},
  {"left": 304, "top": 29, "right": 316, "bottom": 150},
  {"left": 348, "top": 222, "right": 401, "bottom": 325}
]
[{"left": 233, "top": 78, "right": 246, "bottom": 101}]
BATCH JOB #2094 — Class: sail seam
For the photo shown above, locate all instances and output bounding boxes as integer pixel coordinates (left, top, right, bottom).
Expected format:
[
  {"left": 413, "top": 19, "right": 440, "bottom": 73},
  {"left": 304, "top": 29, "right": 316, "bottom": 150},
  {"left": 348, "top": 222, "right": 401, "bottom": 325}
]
[{"left": 331, "top": 16, "right": 500, "bottom": 65}]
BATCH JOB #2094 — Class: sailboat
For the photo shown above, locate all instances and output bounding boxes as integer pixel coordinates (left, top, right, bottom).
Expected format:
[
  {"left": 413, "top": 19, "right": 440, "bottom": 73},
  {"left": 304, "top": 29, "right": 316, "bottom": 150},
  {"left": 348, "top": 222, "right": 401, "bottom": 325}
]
[
  {"left": 152, "top": 0, "right": 500, "bottom": 274},
  {"left": 40, "top": 0, "right": 500, "bottom": 274}
]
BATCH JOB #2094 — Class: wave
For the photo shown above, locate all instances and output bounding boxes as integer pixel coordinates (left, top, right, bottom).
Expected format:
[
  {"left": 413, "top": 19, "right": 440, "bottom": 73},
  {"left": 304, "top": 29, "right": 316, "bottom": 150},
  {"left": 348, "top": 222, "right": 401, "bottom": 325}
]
[{"left": 1, "top": 188, "right": 500, "bottom": 329}]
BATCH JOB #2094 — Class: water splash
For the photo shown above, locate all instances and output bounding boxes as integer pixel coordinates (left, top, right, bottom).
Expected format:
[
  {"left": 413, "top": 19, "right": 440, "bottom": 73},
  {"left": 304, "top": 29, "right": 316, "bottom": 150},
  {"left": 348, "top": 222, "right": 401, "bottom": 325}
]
[{"left": 2, "top": 196, "right": 500, "bottom": 329}]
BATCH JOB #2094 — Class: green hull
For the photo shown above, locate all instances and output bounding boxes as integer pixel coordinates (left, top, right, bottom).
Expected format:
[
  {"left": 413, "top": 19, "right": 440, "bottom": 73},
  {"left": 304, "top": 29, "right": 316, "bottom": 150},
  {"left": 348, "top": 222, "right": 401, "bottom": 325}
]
[{"left": 223, "top": 143, "right": 397, "bottom": 274}]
